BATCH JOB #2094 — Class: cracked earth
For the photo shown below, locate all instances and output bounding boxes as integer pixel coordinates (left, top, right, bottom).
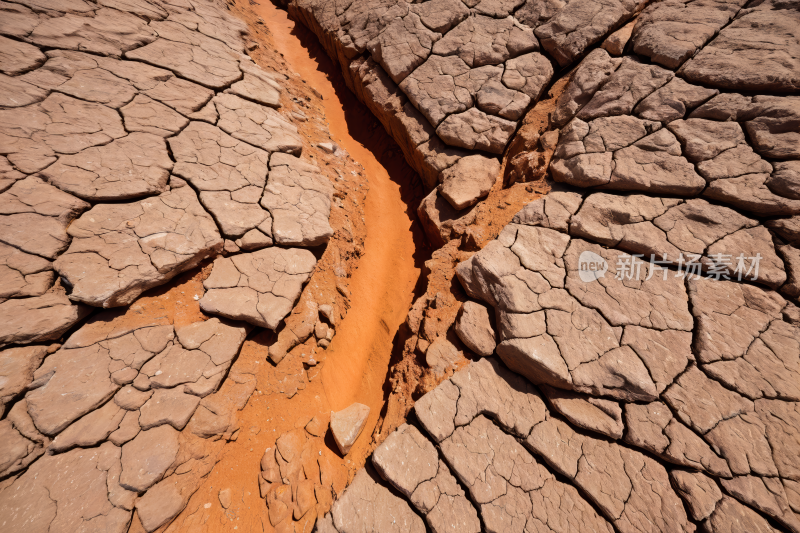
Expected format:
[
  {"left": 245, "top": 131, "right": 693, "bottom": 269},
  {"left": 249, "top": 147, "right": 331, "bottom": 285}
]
[{"left": 1, "top": 0, "right": 800, "bottom": 532}]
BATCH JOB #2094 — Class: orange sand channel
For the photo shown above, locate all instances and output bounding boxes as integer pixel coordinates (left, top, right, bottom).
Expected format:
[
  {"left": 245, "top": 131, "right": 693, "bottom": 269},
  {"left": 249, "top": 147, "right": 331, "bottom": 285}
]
[{"left": 163, "top": 2, "right": 425, "bottom": 531}]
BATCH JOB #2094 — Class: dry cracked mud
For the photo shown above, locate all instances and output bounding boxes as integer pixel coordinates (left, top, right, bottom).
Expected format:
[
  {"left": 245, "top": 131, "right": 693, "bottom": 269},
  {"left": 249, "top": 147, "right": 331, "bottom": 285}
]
[{"left": 1, "top": 0, "right": 800, "bottom": 532}]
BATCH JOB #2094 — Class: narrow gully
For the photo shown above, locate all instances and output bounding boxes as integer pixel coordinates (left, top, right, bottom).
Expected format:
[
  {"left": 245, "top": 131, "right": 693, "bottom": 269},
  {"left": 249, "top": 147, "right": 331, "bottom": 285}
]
[
  {"left": 161, "top": 1, "right": 431, "bottom": 531},
  {"left": 251, "top": 0, "right": 429, "bottom": 466}
]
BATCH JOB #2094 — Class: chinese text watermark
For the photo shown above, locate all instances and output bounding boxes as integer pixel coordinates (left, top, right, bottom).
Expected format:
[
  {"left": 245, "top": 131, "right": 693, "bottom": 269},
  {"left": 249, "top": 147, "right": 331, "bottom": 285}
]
[{"left": 579, "top": 251, "right": 762, "bottom": 282}]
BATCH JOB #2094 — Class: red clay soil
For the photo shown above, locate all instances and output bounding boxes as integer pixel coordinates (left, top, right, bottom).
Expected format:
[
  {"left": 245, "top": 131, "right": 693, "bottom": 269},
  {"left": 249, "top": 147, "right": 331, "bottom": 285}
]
[
  {"left": 252, "top": 0, "right": 427, "bottom": 459},
  {"left": 154, "top": 1, "right": 429, "bottom": 532},
  {"left": 251, "top": 0, "right": 428, "bottom": 479}
]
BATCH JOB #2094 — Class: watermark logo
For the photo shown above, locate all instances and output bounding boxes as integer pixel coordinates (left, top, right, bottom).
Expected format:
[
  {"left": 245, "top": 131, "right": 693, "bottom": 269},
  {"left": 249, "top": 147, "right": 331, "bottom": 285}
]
[
  {"left": 575, "top": 251, "right": 762, "bottom": 283},
  {"left": 578, "top": 251, "right": 608, "bottom": 282}
]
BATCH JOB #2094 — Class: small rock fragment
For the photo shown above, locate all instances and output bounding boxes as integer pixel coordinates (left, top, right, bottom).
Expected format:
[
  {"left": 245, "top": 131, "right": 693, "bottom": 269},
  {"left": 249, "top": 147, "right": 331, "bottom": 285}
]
[
  {"left": 218, "top": 488, "right": 232, "bottom": 509},
  {"left": 305, "top": 415, "right": 328, "bottom": 438},
  {"left": 602, "top": 21, "right": 634, "bottom": 56},
  {"left": 454, "top": 300, "right": 496, "bottom": 356},
  {"left": 330, "top": 403, "right": 370, "bottom": 455},
  {"left": 439, "top": 154, "right": 499, "bottom": 210},
  {"left": 425, "top": 338, "right": 460, "bottom": 377}
]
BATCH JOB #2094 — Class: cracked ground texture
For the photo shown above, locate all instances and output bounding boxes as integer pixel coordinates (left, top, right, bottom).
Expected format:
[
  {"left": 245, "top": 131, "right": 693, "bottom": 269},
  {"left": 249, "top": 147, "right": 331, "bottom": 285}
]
[
  {"left": 2, "top": 0, "right": 800, "bottom": 532},
  {"left": 306, "top": 0, "right": 800, "bottom": 531},
  {"left": 287, "top": 0, "right": 644, "bottom": 182},
  {"left": 0, "top": 0, "right": 357, "bottom": 530}
]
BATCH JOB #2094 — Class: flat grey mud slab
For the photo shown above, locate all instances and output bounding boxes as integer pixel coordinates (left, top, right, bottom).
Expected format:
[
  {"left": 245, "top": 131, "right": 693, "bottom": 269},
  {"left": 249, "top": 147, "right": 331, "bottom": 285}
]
[
  {"left": 0, "top": 177, "right": 90, "bottom": 260},
  {"left": 200, "top": 247, "right": 317, "bottom": 330},
  {"left": 263, "top": 152, "right": 334, "bottom": 246},
  {"left": 630, "top": 0, "right": 749, "bottom": 70},
  {"left": 315, "top": 468, "right": 426, "bottom": 533},
  {"left": 54, "top": 180, "right": 223, "bottom": 308},
  {"left": 169, "top": 120, "right": 274, "bottom": 242},
  {"left": 0, "top": 292, "right": 90, "bottom": 348},
  {"left": 679, "top": 1, "right": 800, "bottom": 92}
]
